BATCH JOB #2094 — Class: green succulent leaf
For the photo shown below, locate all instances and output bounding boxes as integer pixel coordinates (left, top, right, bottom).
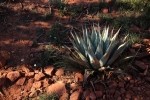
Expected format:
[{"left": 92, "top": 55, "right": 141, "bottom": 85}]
[
  {"left": 107, "top": 42, "right": 128, "bottom": 65},
  {"left": 100, "top": 41, "right": 119, "bottom": 66},
  {"left": 68, "top": 25, "right": 128, "bottom": 71}
]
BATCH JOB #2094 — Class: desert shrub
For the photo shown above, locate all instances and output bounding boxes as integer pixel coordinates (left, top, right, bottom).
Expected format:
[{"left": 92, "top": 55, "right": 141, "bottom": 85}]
[
  {"left": 47, "top": 22, "right": 69, "bottom": 45},
  {"left": 39, "top": 93, "right": 59, "bottom": 100},
  {"left": 63, "top": 24, "right": 129, "bottom": 83},
  {"left": 68, "top": 25, "right": 129, "bottom": 71}
]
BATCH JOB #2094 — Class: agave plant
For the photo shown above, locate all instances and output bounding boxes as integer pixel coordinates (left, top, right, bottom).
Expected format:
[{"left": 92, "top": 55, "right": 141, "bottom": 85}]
[{"left": 69, "top": 25, "right": 129, "bottom": 71}]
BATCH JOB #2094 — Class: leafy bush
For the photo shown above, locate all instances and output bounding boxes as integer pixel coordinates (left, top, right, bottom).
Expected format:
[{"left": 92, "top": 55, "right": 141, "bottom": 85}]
[{"left": 39, "top": 93, "right": 59, "bottom": 100}]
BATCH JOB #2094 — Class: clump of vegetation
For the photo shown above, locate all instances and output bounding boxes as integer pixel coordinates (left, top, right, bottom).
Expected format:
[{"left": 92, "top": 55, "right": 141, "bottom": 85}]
[
  {"left": 69, "top": 25, "right": 128, "bottom": 70},
  {"left": 113, "top": 17, "right": 132, "bottom": 31},
  {"left": 42, "top": 12, "right": 53, "bottom": 20},
  {"left": 31, "top": 44, "right": 63, "bottom": 67},
  {"left": 127, "top": 33, "right": 142, "bottom": 44},
  {"left": 64, "top": 25, "right": 129, "bottom": 82},
  {"left": 116, "top": 0, "right": 149, "bottom": 11},
  {"left": 49, "top": 0, "right": 66, "bottom": 9},
  {"left": 39, "top": 93, "right": 59, "bottom": 100},
  {"left": 64, "top": 5, "right": 83, "bottom": 16},
  {"left": 39, "top": 49, "right": 57, "bottom": 67},
  {"left": 47, "top": 22, "right": 68, "bottom": 45}
]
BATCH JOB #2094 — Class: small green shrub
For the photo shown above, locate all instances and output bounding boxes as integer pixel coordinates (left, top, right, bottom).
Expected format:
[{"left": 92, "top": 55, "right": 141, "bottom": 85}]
[
  {"left": 66, "top": 5, "right": 83, "bottom": 16},
  {"left": 49, "top": 0, "right": 66, "bottom": 9},
  {"left": 31, "top": 45, "right": 63, "bottom": 67},
  {"left": 39, "top": 93, "right": 59, "bottom": 100},
  {"left": 47, "top": 22, "right": 68, "bottom": 45},
  {"left": 112, "top": 17, "right": 132, "bottom": 31},
  {"left": 42, "top": 12, "right": 53, "bottom": 20},
  {"left": 127, "top": 33, "right": 142, "bottom": 44},
  {"left": 58, "top": 4, "right": 84, "bottom": 17},
  {"left": 116, "top": 0, "right": 150, "bottom": 11}
]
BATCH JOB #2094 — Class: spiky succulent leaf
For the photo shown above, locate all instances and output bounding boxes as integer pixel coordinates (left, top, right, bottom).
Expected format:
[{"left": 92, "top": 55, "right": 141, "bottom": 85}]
[
  {"left": 107, "top": 42, "right": 128, "bottom": 65},
  {"left": 100, "top": 40, "right": 119, "bottom": 66},
  {"left": 69, "top": 25, "right": 128, "bottom": 70}
]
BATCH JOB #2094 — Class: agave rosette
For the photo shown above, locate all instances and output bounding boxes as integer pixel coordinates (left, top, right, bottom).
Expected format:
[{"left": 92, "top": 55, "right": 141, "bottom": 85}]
[{"left": 70, "top": 25, "right": 128, "bottom": 71}]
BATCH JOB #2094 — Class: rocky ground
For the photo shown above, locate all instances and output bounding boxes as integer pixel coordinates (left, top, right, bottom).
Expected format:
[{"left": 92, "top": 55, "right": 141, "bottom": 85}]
[
  {"left": 0, "top": 61, "right": 150, "bottom": 100},
  {"left": 0, "top": 0, "right": 150, "bottom": 100}
]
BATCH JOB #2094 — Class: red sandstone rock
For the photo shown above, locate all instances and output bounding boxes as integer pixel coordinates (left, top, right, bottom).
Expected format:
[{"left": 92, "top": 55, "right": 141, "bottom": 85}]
[
  {"left": 44, "top": 66, "right": 54, "bottom": 76},
  {"left": 24, "top": 78, "right": 34, "bottom": 92},
  {"left": 55, "top": 68, "right": 64, "bottom": 77},
  {"left": 70, "top": 83, "right": 78, "bottom": 91},
  {"left": 42, "top": 78, "right": 52, "bottom": 87},
  {"left": 46, "top": 81, "right": 66, "bottom": 96},
  {"left": 6, "top": 71, "right": 20, "bottom": 82},
  {"left": 41, "top": 0, "right": 49, "bottom": 3},
  {"left": 70, "top": 90, "right": 81, "bottom": 100},
  {"left": 75, "top": 72, "right": 83, "bottom": 82},
  {"left": 95, "top": 91, "right": 103, "bottom": 98},
  {"left": 118, "top": 82, "right": 124, "bottom": 88},
  {"left": 135, "top": 60, "right": 148, "bottom": 70},
  {"left": 83, "top": 89, "right": 90, "bottom": 99},
  {"left": 60, "top": 93, "right": 69, "bottom": 100},
  {"left": 25, "top": 72, "right": 35, "bottom": 78},
  {"left": 132, "top": 43, "right": 143, "bottom": 48},
  {"left": 16, "top": 77, "right": 26, "bottom": 85},
  {"left": 34, "top": 72, "right": 45, "bottom": 81},
  {"left": 32, "top": 81, "right": 42, "bottom": 89},
  {"left": 89, "top": 92, "right": 96, "bottom": 100},
  {"left": 20, "top": 65, "right": 31, "bottom": 73},
  {"left": 85, "top": 96, "right": 90, "bottom": 100}
]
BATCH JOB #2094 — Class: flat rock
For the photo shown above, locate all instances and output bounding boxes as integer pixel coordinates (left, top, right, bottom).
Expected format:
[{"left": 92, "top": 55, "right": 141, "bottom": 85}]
[
  {"left": 109, "top": 81, "right": 117, "bottom": 88},
  {"left": 132, "top": 43, "right": 143, "bottom": 48},
  {"left": 89, "top": 92, "right": 96, "bottom": 100},
  {"left": 75, "top": 72, "right": 83, "bottom": 82},
  {"left": 95, "top": 83, "right": 105, "bottom": 91},
  {"left": 118, "top": 82, "right": 124, "bottom": 88},
  {"left": 46, "top": 81, "right": 66, "bottom": 96},
  {"left": 83, "top": 89, "right": 90, "bottom": 99},
  {"left": 16, "top": 77, "right": 26, "bottom": 85},
  {"left": 29, "top": 90, "right": 41, "bottom": 98},
  {"left": 143, "top": 39, "right": 150, "bottom": 45},
  {"left": 32, "top": 81, "right": 42, "bottom": 89},
  {"left": 60, "top": 93, "right": 69, "bottom": 100},
  {"left": 25, "top": 72, "right": 35, "bottom": 78},
  {"left": 34, "top": 72, "right": 45, "bottom": 81},
  {"left": 70, "top": 83, "right": 78, "bottom": 91},
  {"left": 41, "top": 0, "right": 49, "bottom": 3},
  {"left": 125, "top": 93, "right": 131, "bottom": 99},
  {"left": 70, "top": 90, "right": 81, "bottom": 100},
  {"left": 135, "top": 60, "right": 148, "bottom": 70},
  {"left": 24, "top": 78, "right": 34, "bottom": 92},
  {"left": 44, "top": 66, "right": 54, "bottom": 76},
  {"left": 6, "top": 71, "right": 21, "bottom": 82},
  {"left": 55, "top": 68, "right": 64, "bottom": 77},
  {"left": 20, "top": 65, "right": 31, "bottom": 73},
  {"left": 95, "top": 91, "right": 103, "bottom": 98},
  {"left": 42, "top": 78, "right": 52, "bottom": 87}
]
